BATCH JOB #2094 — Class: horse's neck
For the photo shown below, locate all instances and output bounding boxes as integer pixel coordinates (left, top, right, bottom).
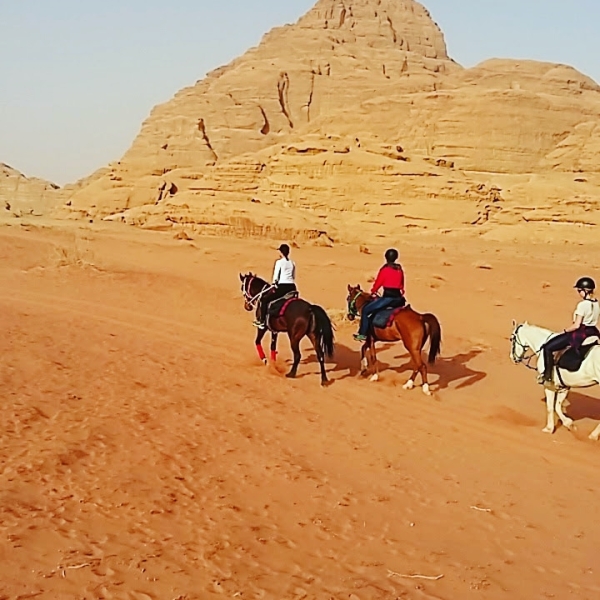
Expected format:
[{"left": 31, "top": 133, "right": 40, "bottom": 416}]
[
  {"left": 252, "top": 277, "right": 269, "bottom": 294},
  {"left": 523, "top": 324, "right": 555, "bottom": 352},
  {"left": 358, "top": 294, "right": 371, "bottom": 311}
]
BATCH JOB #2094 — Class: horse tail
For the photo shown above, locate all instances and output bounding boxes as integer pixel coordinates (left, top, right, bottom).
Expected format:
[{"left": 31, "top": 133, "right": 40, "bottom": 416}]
[
  {"left": 311, "top": 305, "right": 335, "bottom": 359},
  {"left": 422, "top": 313, "right": 442, "bottom": 364}
]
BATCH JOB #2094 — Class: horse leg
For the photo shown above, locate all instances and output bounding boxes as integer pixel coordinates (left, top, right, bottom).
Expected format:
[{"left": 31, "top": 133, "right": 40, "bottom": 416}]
[
  {"left": 360, "top": 342, "right": 370, "bottom": 377},
  {"left": 255, "top": 328, "right": 268, "bottom": 365},
  {"left": 555, "top": 389, "right": 575, "bottom": 431},
  {"left": 270, "top": 333, "right": 279, "bottom": 362},
  {"left": 308, "top": 332, "right": 328, "bottom": 386},
  {"left": 589, "top": 423, "right": 600, "bottom": 441},
  {"left": 286, "top": 332, "right": 302, "bottom": 379},
  {"left": 403, "top": 344, "right": 430, "bottom": 395},
  {"left": 542, "top": 388, "right": 557, "bottom": 434},
  {"left": 369, "top": 341, "right": 379, "bottom": 382}
]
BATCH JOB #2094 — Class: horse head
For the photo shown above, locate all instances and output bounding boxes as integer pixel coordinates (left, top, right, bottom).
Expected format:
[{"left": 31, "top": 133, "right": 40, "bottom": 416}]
[
  {"left": 240, "top": 272, "right": 269, "bottom": 312},
  {"left": 346, "top": 284, "right": 369, "bottom": 321},
  {"left": 510, "top": 320, "right": 529, "bottom": 364}
]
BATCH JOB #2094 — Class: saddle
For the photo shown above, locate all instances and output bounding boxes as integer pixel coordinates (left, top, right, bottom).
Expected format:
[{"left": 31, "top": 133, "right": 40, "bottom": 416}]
[
  {"left": 267, "top": 291, "right": 300, "bottom": 317},
  {"left": 371, "top": 303, "right": 410, "bottom": 329},
  {"left": 555, "top": 337, "right": 599, "bottom": 372}
]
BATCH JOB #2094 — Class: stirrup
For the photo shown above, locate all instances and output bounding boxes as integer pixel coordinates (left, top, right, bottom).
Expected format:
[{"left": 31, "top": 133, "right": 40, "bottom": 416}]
[{"left": 353, "top": 333, "right": 367, "bottom": 342}]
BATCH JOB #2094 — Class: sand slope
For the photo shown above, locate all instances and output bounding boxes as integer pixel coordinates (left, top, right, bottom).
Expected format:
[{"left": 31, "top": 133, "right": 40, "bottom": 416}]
[{"left": 1, "top": 223, "right": 599, "bottom": 599}]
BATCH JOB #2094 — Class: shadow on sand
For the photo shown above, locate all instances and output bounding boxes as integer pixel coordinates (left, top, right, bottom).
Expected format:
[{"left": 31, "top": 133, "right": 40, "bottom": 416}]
[
  {"left": 563, "top": 391, "right": 600, "bottom": 422},
  {"left": 299, "top": 343, "right": 487, "bottom": 390}
]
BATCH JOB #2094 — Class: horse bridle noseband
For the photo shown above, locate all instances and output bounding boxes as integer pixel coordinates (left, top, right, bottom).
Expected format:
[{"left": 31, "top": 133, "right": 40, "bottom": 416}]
[
  {"left": 347, "top": 290, "right": 364, "bottom": 318},
  {"left": 241, "top": 276, "right": 274, "bottom": 308},
  {"left": 510, "top": 325, "right": 542, "bottom": 371}
]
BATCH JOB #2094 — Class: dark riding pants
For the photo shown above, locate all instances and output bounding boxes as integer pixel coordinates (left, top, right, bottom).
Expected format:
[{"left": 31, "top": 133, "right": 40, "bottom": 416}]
[
  {"left": 257, "top": 283, "right": 297, "bottom": 323},
  {"left": 542, "top": 332, "right": 571, "bottom": 380},
  {"left": 358, "top": 297, "right": 397, "bottom": 336}
]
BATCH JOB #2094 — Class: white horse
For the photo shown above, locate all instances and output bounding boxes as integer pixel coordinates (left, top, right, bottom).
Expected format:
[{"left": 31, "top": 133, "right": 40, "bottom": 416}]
[{"left": 510, "top": 321, "right": 600, "bottom": 440}]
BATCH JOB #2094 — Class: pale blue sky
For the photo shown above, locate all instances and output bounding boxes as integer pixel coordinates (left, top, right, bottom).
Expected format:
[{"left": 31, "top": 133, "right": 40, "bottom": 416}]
[{"left": 1, "top": 0, "right": 599, "bottom": 185}]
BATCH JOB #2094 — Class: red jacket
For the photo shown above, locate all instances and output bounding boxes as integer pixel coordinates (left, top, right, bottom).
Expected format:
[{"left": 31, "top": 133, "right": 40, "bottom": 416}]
[{"left": 371, "top": 264, "right": 405, "bottom": 295}]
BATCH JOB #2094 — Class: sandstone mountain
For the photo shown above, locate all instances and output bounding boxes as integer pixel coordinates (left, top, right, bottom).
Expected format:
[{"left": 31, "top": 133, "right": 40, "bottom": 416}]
[
  {"left": 1, "top": 163, "right": 61, "bottom": 220},
  {"left": 56, "top": 0, "right": 600, "bottom": 242}
]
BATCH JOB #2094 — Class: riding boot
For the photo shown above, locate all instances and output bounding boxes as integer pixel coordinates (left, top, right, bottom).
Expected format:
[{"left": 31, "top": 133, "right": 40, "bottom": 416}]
[
  {"left": 542, "top": 355, "right": 553, "bottom": 383},
  {"left": 254, "top": 301, "right": 266, "bottom": 328}
]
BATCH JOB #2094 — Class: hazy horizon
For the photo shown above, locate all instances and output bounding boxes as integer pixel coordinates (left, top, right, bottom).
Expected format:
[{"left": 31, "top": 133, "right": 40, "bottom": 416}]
[{"left": 2, "top": 0, "right": 599, "bottom": 185}]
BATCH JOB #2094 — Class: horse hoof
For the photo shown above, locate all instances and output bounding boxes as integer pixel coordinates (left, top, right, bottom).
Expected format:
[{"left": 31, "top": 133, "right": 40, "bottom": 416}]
[
  {"left": 422, "top": 384, "right": 432, "bottom": 396},
  {"left": 262, "top": 359, "right": 268, "bottom": 366},
  {"left": 370, "top": 374, "right": 379, "bottom": 382},
  {"left": 563, "top": 420, "right": 575, "bottom": 431},
  {"left": 589, "top": 434, "right": 599, "bottom": 441},
  {"left": 286, "top": 373, "right": 296, "bottom": 379},
  {"left": 542, "top": 426, "right": 555, "bottom": 434},
  {"left": 403, "top": 381, "right": 415, "bottom": 391}
]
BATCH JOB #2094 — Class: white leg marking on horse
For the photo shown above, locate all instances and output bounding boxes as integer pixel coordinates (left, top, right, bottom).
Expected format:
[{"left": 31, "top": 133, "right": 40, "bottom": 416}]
[
  {"left": 555, "top": 390, "right": 575, "bottom": 430},
  {"left": 370, "top": 373, "right": 379, "bottom": 382},
  {"left": 589, "top": 424, "right": 600, "bottom": 441},
  {"left": 542, "top": 389, "right": 556, "bottom": 434},
  {"left": 361, "top": 357, "right": 368, "bottom": 371},
  {"left": 422, "top": 383, "right": 431, "bottom": 396},
  {"left": 403, "top": 380, "right": 415, "bottom": 391}
]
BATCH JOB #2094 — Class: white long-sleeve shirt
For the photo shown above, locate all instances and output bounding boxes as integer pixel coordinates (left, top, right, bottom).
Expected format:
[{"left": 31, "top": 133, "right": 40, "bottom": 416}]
[{"left": 273, "top": 257, "right": 296, "bottom": 284}]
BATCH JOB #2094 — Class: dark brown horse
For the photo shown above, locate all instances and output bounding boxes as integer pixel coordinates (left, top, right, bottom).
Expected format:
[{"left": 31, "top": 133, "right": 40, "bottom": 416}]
[
  {"left": 240, "top": 273, "right": 335, "bottom": 386},
  {"left": 346, "top": 285, "right": 442, "bottom": 395}
]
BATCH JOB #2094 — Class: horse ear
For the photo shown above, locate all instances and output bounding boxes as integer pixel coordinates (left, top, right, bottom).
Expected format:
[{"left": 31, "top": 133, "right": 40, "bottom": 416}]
[
  {"left": 347, "top": 284, "right": 352, "bottom": 291},
  {"left": 239, "top": 273, "right": 244, "bottom": 281},
  {"left": 357, "top": 284, "right": 362, "bottom": 290},
  {"left": 512, "top": 319, "right": 517, "bottom": 328}
]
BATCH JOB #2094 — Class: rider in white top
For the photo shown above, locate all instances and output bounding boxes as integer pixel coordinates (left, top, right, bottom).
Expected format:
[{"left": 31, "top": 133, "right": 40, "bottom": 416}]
[
  {"left": 254, "top": 244, "right": 298, "bottom": 329},
  {"left": 574, "top": 297, "right": 600, "bottom": 327},
  {"left": 273, "top": 255, "right": 296, "bottom": 285},
  {"left": 540, "top": 276, "right": 599, "bottom": 384}
]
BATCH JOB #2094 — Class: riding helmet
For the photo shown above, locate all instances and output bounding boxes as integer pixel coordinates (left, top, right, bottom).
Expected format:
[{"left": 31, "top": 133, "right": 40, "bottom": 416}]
[
  {"left": 278, "top": 243, "right": 290, "bottom": 257},
  {"left": 385, "top": 248, "right": 399, "bottom": 263},
  {"left": 574, "top": 276, "right": 596, "bottom": 291}
]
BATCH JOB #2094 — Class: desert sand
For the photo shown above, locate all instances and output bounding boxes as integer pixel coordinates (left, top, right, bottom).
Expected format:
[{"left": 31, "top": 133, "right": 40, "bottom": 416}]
[
  {"left": 1, "top": 220, "right": 599, "bottom": 599},
  {"left": 2, "top": 0, "right": 600, "bottom": 597}
]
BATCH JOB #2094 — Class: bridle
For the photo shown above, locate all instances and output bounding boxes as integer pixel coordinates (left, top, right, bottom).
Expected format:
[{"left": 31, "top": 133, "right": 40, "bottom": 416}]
[
  {"left": 241, "top": 275, "right": 274, "bottom": 308},
  {"left": 347, "top": 290, "right": 365, "bottom": 319},
  {"left": 510, "top": 324, "right": 548, "bottom": 371}
]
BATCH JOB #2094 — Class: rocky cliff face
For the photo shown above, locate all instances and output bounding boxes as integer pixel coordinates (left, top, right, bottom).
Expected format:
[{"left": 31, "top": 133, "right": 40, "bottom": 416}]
[
  {"left": 1, "top": 163, "right": 61, "bottom": 219},
  {"left": 56, "top": 0, "right": 600, "bottom": 242}
]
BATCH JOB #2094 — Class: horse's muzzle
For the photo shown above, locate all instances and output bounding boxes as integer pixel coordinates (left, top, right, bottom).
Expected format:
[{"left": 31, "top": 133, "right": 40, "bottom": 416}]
[{"left": 244, "top": 302, "right": 253, "bottom": 312}]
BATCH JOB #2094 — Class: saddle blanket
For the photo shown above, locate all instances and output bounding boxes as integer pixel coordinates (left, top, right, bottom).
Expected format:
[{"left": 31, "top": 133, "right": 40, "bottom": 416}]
[
  {"left": 371, "top": 304, "right": 409, "bottom": 329},
  {"left": 267, "top": 292, "right": 300, "bottom": 317},
  {"left": 556, "top": 338, "right": 599, "bottom": 372}
]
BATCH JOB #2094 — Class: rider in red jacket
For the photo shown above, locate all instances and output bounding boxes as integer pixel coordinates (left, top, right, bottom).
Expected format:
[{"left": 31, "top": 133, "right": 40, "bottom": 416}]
[{"left": 354, "top": 248, "right": 406, "bottom": 341}]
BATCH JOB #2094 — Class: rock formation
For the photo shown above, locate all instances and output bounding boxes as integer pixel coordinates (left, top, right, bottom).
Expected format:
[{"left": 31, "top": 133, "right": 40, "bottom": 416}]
[
  {"left": 1, "top": 163, "right": 61, "bottom": 219},
  {"left": 47, "top": 0, "right": 600, "bottom": 240}
]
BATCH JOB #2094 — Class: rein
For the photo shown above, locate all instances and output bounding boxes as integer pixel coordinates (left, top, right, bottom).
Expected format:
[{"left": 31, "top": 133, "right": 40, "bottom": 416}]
[
  {"left": 510, "top": 325, "right": 553, "bottom": 371},
  {"left": 242, "top": 276, "right": 274, "bottom": 307},
  {"left": 347, "top": 290, "right": 366, "bottom": 318}
]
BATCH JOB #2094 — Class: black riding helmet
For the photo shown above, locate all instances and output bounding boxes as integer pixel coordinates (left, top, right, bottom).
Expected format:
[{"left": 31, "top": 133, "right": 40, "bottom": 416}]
[
  {"left": 574, "top": 276, "right": 596, "bottom": 291},
  {"left": 385, "top": 248, "right": 399, "bottom": 263},
  {"left": 278, "top": 243, "right": 290, "bottom": 257}
]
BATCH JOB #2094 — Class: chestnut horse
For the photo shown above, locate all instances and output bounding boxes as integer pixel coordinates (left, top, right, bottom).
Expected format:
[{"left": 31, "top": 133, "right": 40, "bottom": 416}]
[
  {"left": 240, "top": 273, "right": 335, "bottom": 386},
  {"left": 346, "top": 285, "right": 442, "bottom": 395}
]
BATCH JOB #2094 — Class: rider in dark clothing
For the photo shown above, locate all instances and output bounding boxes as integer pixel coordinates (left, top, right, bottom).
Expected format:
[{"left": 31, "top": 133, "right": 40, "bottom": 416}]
[{"left": 354, "top": 248, "right": 405, "bottom": 342}]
